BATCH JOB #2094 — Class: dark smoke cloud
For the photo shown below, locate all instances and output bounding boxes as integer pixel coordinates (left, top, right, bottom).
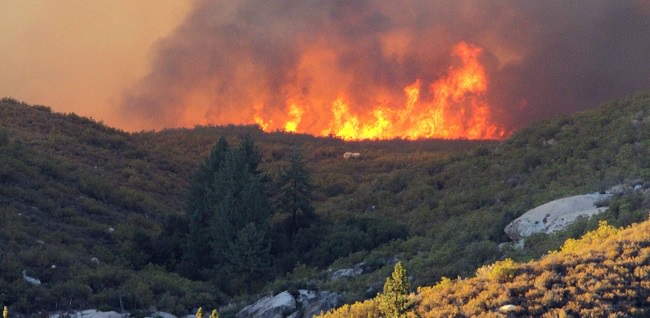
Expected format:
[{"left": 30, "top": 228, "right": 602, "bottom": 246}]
[{"left": 121, "top": 0, "right": 650, "bottom": 132}]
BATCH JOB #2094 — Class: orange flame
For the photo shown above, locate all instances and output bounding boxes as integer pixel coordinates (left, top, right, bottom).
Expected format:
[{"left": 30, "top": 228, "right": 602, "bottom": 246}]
[
  {"left": 284, "top": 102, "right": 304, "bottom": 132},
  {"left": 254, "top": 41, "right": 505, "bottom": 140}
]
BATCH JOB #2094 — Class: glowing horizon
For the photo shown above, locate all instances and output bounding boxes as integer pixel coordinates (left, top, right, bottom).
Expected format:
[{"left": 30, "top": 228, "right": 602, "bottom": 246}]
[{"left": 3, "top": 1, "right": 650, "bottom": 136}]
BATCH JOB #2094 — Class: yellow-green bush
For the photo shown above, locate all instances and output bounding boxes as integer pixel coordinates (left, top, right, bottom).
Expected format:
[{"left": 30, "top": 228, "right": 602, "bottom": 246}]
[
  {"left": 475, "top": 258, "right": 518, "bottom": 282},
  {"left": 560, "top": 220, "right": 620, "bottom": 253}
]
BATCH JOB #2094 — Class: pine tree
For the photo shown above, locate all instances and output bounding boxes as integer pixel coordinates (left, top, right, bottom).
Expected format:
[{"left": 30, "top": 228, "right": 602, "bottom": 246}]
[
  {"left": 379, "top": 262, "right": 410, "bottom": 318},
  {"left": 213, "top": 143, "right": 272, "bottom": 291},
  {"left": 210, "top": 146, "right": 272, "bottom": 262},
  {"left": 209, "top": 309, "right": 219, "bottom": 318},
  {"left": 226, "top": 222, "right": 271, "bottom": 292},
  {"left": 237, "top": 134, "right": 262, "bottom": 175},
  {"left": 181, "top": 137, "right": 229, "bottom": 278},
  {"left": 182, "top": 135, "right": 273, "bottom": 290},
  {"left": 189, "top": 136, "right": 229, "bottom": 212},
  {"left": 276, "top": 146, "right": 315, "bottom": 238}
]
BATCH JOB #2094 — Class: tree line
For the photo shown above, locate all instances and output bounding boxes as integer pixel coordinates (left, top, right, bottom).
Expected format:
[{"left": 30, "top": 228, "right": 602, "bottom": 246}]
[{"left": 153, "top": 135, "right": 316, "bottom": 295}]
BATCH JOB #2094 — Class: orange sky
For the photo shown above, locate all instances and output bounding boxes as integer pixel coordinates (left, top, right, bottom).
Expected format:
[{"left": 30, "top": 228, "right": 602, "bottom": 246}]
[{"left": 0, "top": 1, "right": 191, "bottom": 129}]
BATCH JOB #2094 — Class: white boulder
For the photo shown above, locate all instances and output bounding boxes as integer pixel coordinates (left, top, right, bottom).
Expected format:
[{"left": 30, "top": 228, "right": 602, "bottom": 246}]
[
  {"left": 498, "top": 304, "right": 517, "bottom": 313},
  {"left": 299, "top": 291, "right": 340, "bottom": 318},
  {"left": 236, "top": 291, "right": 296, "bottom": 318},
  {"left": 505, "top": 193, "right": 610, "bottom": 241},
  {"left": 236, "top": 290, "right": 341, "bottom": 318},
  {"left": 343, "top": 152, "right": 361, "bottom": 159},
  {"left": 50, "top": 310, "right": 123, "bottom": 318},
  {"left": 22, "top": 270, "right": 41, "bottom": 286},
  {"left": 147, "top": 312, "right": 177, "bottom": 318},
  {"left": 330, "top": 262, "right": 367, "bottom": 281}
]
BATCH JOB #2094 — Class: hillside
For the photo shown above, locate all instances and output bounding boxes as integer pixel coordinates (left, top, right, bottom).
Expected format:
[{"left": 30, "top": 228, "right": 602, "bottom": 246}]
[
  {"left": 2, "top": 92, "right": 650, "bottom": 316},
  {"left": 318, "top": 218, "right": 650, "bottom": 317},
  {"left": 0, "top": 97, "right": 488, "bottom": 315}
]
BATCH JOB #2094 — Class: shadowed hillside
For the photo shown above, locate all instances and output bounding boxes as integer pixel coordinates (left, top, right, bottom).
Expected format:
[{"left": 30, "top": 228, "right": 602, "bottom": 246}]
[{"left": 0, "top": 97, "right": 488, "bottom": 315}]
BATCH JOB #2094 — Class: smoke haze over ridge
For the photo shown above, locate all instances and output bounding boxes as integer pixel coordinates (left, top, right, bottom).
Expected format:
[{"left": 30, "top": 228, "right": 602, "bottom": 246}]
[
  {"left": 0, "top": 1, "right": 190, "bottom": 125},
  {"left": 121, "top": 0, "right": 650, "bottom": 136}
]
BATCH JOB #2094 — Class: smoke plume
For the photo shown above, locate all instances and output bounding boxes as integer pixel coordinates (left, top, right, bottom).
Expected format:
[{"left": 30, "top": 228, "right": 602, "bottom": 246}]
[{"left": 121, "top": 0, "right": 650, "bottom": 138}]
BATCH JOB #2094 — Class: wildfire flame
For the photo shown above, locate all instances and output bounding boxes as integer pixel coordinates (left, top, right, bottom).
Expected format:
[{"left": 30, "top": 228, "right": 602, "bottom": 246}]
[{"left": 251, "top": 41, "right": 506, "bottom": 140}]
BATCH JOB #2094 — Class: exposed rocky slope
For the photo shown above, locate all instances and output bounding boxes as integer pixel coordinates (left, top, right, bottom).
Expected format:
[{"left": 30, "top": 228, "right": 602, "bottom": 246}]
[
  {"left": 236, "top": 290, "right": 341, "bottom": 318},
  {"left": 504, "top": 193, "right": 611, "bottom": 241},
  {"left": 505, "top": 181, "right": 650, "bottom": 242}
]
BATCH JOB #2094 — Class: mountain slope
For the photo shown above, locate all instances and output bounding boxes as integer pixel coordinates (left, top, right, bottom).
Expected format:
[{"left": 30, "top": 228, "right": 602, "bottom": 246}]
[
  {"left": 2, "top": 91, "right": 650, "bottom": 316},
  {"left": 0, "top": 97, "right": 487, "bottom": 314},
  {"left": 318, "top": 218, "right": 650, "bottom": 317}
]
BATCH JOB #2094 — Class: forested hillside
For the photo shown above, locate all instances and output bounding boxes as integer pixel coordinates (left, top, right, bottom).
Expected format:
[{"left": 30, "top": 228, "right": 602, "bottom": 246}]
[{"left": 2, "top": 92, "right": 650, "bottom": 316}]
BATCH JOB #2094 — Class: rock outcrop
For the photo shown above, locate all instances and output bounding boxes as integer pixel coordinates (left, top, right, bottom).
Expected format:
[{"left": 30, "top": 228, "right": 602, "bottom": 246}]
[
  {"left": 330, "top": 262, "right": 368, "bottom": 281},
  {"left": 236, "top": 291, "right": 296, "bottom": 318},
  {"left": 46, "top": 290, "right": 340, "bottom": 318},
  {"left": 236, "top": 290, "right": 341, "bottom": 318},
  {"left": 50, "top": 310, "right": 123, "bottom": 318},
  {"left": 296, "top": 290, "right": 341, "bottom": 318},
  {"left": 504, "top": 193, "right": 611, "bottom": 241}
]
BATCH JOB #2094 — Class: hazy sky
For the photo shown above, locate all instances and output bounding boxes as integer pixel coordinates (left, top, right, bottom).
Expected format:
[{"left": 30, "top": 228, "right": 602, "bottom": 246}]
[
  {"left": 0, "top": 1, "right": 191, "bottom": 128},
  {"left": 3, "top": 1, "right": 650, "bottom": 135}
]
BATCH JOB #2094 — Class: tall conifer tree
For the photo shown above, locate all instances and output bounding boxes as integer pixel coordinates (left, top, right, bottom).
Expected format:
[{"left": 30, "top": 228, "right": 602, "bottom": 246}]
[
  {"left": 182, "top": 135, "right": 272, "bottom": 291},
  {"left": 276, "top": 146, "right": 314, "bottom": 238},
  {"left": 182, "top": 137, "right": 229, "bottom": 278},
  {"left": 379, "top": 262, "right": 410, "bottom": 318}
]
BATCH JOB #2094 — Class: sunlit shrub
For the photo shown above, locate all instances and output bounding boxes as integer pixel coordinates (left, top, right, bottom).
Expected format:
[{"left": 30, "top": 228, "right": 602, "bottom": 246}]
[
  {"left": 475, "top": 258, "right": 518, "bottom": 282},
  {"left": 561, "top": 221, "right": 620, "bottom": 253}
]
